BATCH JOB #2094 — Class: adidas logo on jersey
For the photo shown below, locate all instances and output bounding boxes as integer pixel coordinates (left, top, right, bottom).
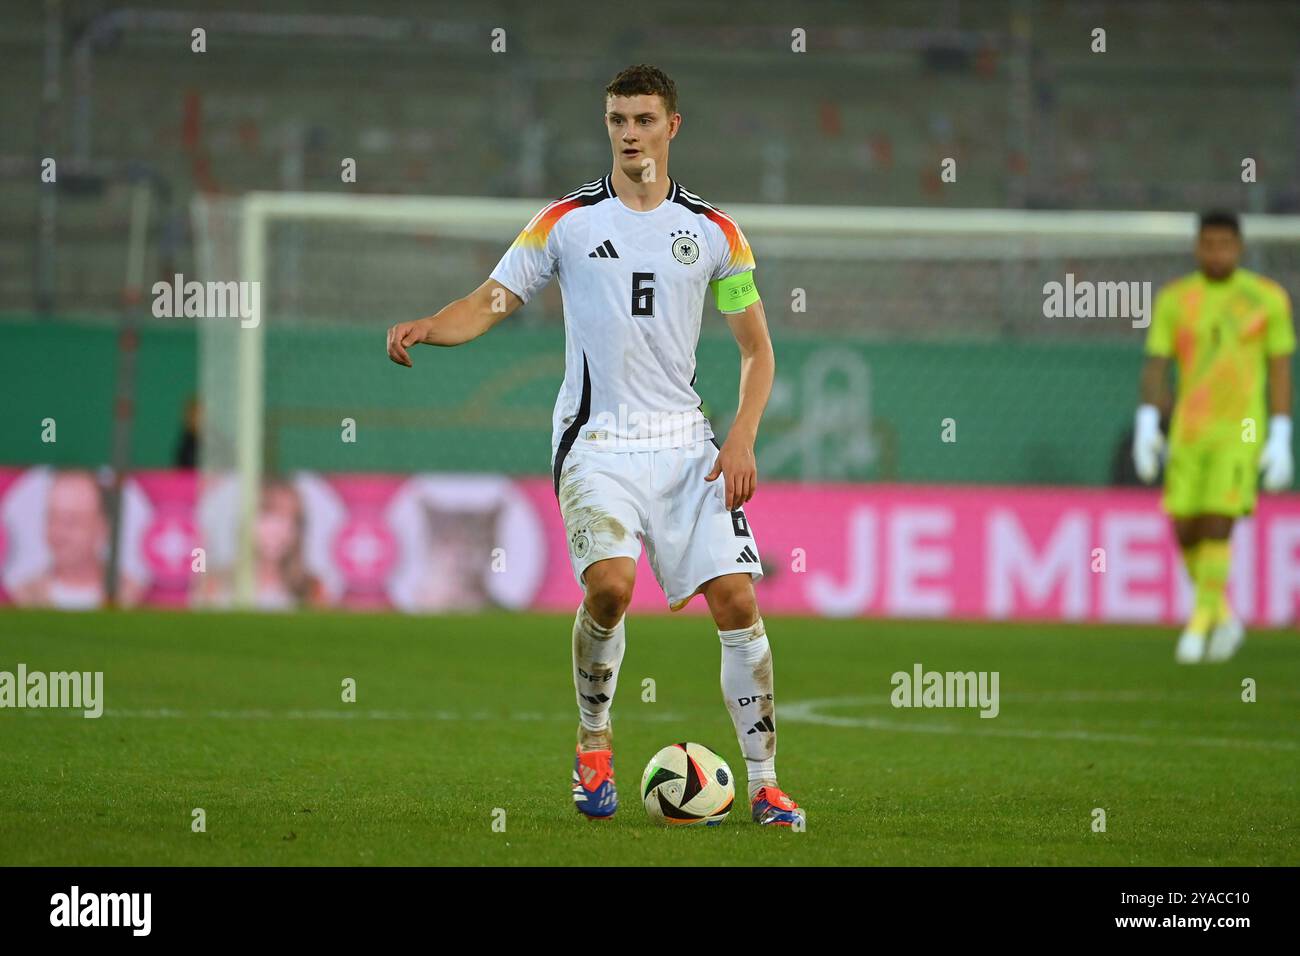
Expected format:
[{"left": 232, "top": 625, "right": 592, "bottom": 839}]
[
  {"left": 746, "top": 715, "right": 775, "bottom": 735},
  {"left": 588, "top": 239, "right": 619, "bottom": 258},
  {"left": 736, "top": 545, "right": 759, "bottom": 564}
]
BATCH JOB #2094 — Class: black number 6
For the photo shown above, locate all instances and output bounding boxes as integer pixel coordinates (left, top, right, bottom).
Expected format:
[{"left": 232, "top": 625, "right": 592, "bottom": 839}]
[{"left": 632, "top": 272, "right": 655, "bottom": 317}]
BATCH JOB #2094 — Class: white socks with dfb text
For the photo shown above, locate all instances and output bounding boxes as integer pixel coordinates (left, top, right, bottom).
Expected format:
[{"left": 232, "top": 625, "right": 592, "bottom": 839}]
[
  {"left": 572, "top": 603, "right": 625, "bottom": 751},
  {"left": 719, "top": 618, "right": 777, "bottom": 800}
]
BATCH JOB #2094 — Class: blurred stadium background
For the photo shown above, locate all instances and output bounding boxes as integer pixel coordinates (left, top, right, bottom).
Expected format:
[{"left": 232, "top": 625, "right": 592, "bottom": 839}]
[{"left": 1, "top": 0, "right": 1298, "bottom": 619}]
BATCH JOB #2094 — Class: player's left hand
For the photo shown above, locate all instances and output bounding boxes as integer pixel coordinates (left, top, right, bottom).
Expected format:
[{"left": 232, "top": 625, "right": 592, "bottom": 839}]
[
  {"left": 705, "top": 437, "right": 757, "bottom": 511},
  {"left": 1259, "top": 415, "right": 1294, "bottom": 492}
]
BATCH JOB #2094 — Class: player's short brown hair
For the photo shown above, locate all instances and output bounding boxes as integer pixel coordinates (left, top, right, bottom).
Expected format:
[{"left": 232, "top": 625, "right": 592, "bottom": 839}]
[{"left": 604, "top": 65, "right": 678, "bottom": 117}]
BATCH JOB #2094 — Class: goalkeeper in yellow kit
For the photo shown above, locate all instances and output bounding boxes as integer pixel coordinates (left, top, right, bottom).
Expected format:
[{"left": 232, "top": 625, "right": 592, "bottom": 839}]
[{"left": 1133, "top": 211, "right": 1295, "bottom": 663}]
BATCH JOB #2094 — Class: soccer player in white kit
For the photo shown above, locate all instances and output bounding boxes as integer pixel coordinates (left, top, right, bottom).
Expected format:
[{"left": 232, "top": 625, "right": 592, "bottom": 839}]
[{"left": 386, "top": 65, "right": 803, "bottom": 826}]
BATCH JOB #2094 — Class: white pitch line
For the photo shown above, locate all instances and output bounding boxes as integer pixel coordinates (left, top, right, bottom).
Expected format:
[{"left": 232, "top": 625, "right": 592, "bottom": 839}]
[
  {"left": 816, "top": 689, "right": 1300, "bottom": 707},
  {"left": 1001, "top": 689, "right": 1300, "bottom": 704},
  {"left": 97, "top": 708, "right": 685, "bottom": 722},
  {"left": 779, "top": 697, "right": 1300, "bottom": 751},
  {"left": 49, "top": 697, "right": 1300, "bottom": 752}
]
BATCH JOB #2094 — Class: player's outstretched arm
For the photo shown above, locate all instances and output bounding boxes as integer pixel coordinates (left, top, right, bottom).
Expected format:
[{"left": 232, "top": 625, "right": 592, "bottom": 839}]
[
  {"left": 386, "top": 278, "right": 524, "bottom": 367},
  {"left": 705, "top": 299, "right": 775, "bottom": 510}
]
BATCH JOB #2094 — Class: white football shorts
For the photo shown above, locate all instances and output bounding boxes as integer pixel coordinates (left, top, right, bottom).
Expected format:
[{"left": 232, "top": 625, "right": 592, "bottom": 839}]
[{"left": 553, "top": 441, "right": 763, "bottom": 610}]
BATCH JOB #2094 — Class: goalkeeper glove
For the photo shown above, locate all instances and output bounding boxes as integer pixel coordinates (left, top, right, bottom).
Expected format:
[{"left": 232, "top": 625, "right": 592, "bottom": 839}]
[
  {"left": 1132, "top": 404, "right": 1164, "bottom": 484},
  {"left": 1258, "top": 414, "right": 1294, "bottom": 491}
]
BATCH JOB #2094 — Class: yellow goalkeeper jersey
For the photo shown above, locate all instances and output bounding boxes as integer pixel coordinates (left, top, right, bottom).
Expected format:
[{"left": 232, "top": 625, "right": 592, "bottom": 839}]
[{"left": 1144, "top": 268, "right": 1295, "bottom": 448}]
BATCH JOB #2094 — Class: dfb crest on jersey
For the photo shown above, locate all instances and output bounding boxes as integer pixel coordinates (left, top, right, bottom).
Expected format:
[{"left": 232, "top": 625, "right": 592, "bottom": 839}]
[
  {"left": 570, "top": 528, "right": 592, "bottom": 559},
  {"left": 670, "top": 231, "right": 700, "bottom": 265}
]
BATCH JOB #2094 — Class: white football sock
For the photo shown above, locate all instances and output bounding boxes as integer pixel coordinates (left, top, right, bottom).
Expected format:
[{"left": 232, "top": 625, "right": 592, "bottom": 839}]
[
  {"left": 572, "top": 602, "right": 625, "bottom": 749},
  {"left": 719, "top": 617, "right": 777, "bottom": 800}
]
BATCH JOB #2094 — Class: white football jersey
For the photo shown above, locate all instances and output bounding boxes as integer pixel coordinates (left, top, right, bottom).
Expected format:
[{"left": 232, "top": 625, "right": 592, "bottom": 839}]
[{"left": 489, "top": 174, "right": 757, "bottom": 485}]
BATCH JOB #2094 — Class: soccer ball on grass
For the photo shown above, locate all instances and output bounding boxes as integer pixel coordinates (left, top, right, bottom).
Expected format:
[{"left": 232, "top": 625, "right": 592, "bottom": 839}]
[{"left": 641, "top": 742, "right": 735, "bottom": 826}]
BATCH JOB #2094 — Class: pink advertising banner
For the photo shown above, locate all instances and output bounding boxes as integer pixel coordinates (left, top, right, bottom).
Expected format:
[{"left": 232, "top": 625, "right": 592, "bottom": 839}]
[{"left": 1, "top": 466, "right": 1297, "bottom": 625}]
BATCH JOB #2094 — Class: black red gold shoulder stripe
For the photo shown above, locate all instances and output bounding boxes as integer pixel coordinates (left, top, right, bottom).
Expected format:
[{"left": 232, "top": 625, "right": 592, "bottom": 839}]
[
  {"left": 673, "top": 184, "right": 754, "bottom": 272},
  {"left": 514, "top": 177, "right": 612, "bottom": 249}
]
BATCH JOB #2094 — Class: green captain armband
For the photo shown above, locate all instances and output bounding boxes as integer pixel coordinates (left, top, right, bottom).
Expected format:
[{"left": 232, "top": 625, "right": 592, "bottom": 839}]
[{"left": 710, "top": 271, "right": 760, "bottom": 313}]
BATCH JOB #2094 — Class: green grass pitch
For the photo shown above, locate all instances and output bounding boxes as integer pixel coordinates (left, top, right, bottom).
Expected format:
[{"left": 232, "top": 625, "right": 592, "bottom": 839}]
[{"left": 1, "top": 608, "right": 1296, "bottom": 866}]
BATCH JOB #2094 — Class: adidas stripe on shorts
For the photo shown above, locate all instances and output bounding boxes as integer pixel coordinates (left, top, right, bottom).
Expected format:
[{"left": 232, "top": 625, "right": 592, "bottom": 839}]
[{"left": 554, "top": 441, "right": 763, "bottom": 610}]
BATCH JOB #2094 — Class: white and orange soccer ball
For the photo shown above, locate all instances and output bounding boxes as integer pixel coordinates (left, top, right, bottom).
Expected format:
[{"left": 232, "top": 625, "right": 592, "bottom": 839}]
[{"left": 640, "top": 742, "right": 735, "bottom": 826}]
